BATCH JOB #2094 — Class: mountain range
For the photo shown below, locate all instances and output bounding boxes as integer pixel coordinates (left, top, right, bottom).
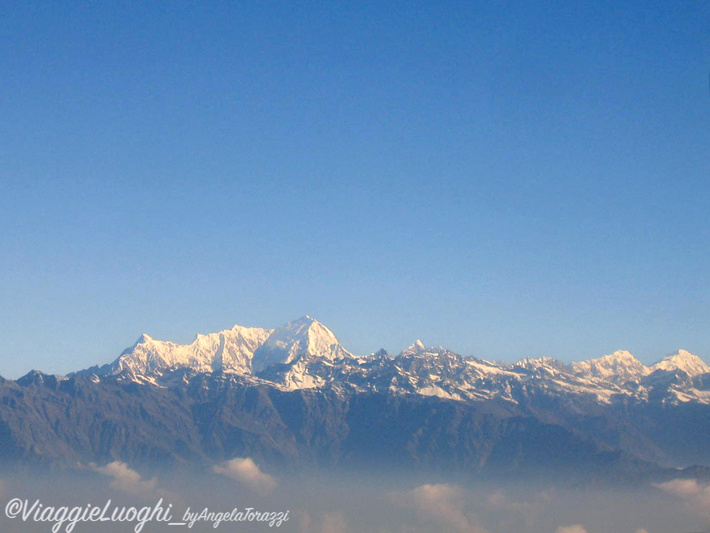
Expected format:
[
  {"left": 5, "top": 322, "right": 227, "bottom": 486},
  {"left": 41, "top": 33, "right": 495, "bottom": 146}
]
[{"left": 2, "top": 316, "right": 710, "bottom": 482}]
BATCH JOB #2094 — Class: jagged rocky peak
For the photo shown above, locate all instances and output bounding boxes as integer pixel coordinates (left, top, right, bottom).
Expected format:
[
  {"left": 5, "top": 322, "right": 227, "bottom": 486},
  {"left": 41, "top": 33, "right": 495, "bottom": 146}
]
[
  {"left": 16, "top": 369, "right": 48, "bottom": 387},
  {"left": 651, "top": 350, "right": 710, "bottom": 376},
  {"left": 135, "top": 333, "right": 153, "bottom": 345},
  {"left": 110, "top": 323, "right": 273, "bottom": 376},
  {"left": 400, "top": 339, "right": 427, "bottom": 356},
  {"left": 251, "top": 316, "right": 352, "bottom": 372},
  {"left": 16, "top": 370, "right": 65, "bottom": 388},
  {"left": 117, "top": 332, "right": 157, "bottom": 357},
  {"left": 514, "top": 356, "right": 568, "bottom": 373},
  {"left": 572, "top": 350, "right": 649, "bottom": 383},
  {"left": 79, "top": 318, "right": 710, "bottom": 406}
]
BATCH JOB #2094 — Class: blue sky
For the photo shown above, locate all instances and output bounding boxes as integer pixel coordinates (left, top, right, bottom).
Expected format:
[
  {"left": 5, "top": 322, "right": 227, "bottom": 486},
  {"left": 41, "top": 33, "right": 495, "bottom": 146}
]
[{"left": 1, "top": 1, "right": 709, "bottom": 378}]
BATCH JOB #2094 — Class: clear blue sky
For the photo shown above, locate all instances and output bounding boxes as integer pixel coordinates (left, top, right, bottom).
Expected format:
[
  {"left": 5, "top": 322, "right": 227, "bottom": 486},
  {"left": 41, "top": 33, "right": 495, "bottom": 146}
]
[{"left": 1, "top": 1, "right": 709, "bottom": 378}]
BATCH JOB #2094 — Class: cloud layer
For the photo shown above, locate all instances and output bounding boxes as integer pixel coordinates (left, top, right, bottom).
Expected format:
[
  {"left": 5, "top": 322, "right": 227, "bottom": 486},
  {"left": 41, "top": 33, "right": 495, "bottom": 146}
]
[
  {"left": 212, "top": 457, "right": 278, "bottom": 496},
  {"left": 556, "top": 525, "right": 589, "bottom": 533},
  {"left": 92, "top": 461, "right": 171, "bottom": 500},
  {"left": 389, "top": 483, "right": 488, "bottom": 533},
  {"left": 654, "top": 478, "right": 710, "bottom": 522}
]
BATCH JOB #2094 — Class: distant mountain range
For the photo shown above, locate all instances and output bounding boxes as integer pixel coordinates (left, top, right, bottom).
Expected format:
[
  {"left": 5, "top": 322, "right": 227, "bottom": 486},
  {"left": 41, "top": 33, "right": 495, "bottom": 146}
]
[{"left": 2, "top": 316, "right": 710, "bottom": 482}]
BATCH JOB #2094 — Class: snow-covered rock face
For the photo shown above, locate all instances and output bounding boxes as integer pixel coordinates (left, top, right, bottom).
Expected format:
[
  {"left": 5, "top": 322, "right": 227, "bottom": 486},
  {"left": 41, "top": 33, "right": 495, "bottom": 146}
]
[
  {"left": 570, "top": 349, "right": 710, "bottom": 384},
  {"left": 572, "top": 350, "right": 650, "bottom": 384},
  {"left": 111, "top": 325, "right": 273, "bottom": 375},
  {"left": 514, "top": 356, "right": 568, "bottom": 373},
  {"left": 251, "top": 316, "right": 352, "bottom": 372},
  {"left": 651, "top": 350, "right": 710, "bottom": 376},
  {"left": 400, "top": 340, "right": 427, "bottom": 356},
  {"left": 107, "top": 316, "right": 352, "bottom": 377},
  {"left": 100, "top": 318, "right": 710, "bottom": 406}
]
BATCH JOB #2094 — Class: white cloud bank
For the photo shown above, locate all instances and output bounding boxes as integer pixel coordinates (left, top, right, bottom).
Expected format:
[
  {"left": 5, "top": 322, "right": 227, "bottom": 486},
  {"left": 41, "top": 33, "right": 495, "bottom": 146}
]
[
  {"left": 389, "top": 483, "right": 489, "bottom": 533},
  {"left": 212, "top": 457, "right": 278, "bottom": 496},
  {"left": 92, "top": 461, "right": 171, "bottom": 500},
  {"left": 654, "top": 478, "right": 710, "bottom": 522},
  {"left": 556, "top": 525, "right": 589, "bottom": 533}
]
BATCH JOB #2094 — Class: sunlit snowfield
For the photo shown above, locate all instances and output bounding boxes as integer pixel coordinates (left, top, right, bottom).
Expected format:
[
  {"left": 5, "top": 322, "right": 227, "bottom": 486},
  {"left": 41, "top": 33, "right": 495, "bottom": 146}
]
[{"left": 0, "top": 466, "right": 707, "bottom": 533}]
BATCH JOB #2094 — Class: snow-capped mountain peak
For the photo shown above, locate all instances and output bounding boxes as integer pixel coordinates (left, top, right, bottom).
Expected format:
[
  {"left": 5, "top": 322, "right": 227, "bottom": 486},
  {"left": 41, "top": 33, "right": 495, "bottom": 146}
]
[
  {"left": 401, "top": 339, "right": 427, "bottom": 356},
  {"left": 652, "top": 350, "right": 710, "bottom": 376},
  {"left": 88, "top": 318, "right": 710, "bottom": 407},
  {"left": 514, "top": 356, "right": 568, "bottom": 373},
  {"left": 251, "top": 316, "right": 352, "bottom": 372},
  {"left": 121, "top": 333, "right": 154, "bottom": 354},
  {"left": 571, "top": 350, "right": 649, "bottom": 383},
  {"left": 111, "top": 324, "right": 273, "bottom": 375}
]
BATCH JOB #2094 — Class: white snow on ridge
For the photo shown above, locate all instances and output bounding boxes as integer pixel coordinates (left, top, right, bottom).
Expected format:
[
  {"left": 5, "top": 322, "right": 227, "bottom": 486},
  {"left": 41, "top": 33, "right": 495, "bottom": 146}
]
[
  {"left": 97, "top": 316, "right": 710, "bottom": 405},
  {"left": 651, "top": 350, "right": 710, "bottom": 376},
  {"left": 251, "top": 316, "right": 352, "bottom": 372},
  {"left": 571, "top": 349, "right": 710, "bottom": 383},
  {"left": 112, "top": 324, "right": 273, "bottom": 375},
  {"left": 572, "top": 350, "right": 650, "bottom": 383},
  {"left": 400, "top": 340, "right": 427, "bottom": 356}
]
